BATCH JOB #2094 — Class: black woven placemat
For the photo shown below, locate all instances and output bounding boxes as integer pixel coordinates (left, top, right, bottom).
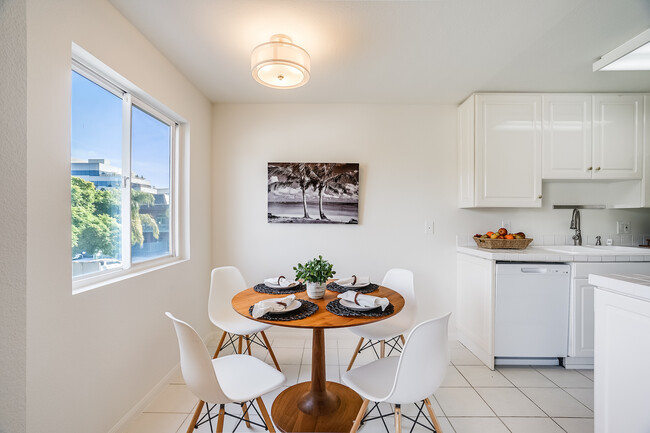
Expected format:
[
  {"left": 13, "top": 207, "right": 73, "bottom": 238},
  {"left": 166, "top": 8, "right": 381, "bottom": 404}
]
[
  {"left": 326, "top": 282, "right": 379, "bottom": 294},
  {"left": 248, "top": 300, "right": 318, "bottom": 321},
  {"left": 326, "top": 299, "right": 394, "bottom": 317},
  {"left": 254, "top": 283, "right": 306, "bottom": 295}
]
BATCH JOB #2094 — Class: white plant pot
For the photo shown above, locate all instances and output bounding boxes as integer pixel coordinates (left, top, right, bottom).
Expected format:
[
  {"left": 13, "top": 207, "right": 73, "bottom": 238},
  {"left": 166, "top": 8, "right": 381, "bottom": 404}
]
[{"left": 306, "top": 282, "right": 327, "bottom": 299}]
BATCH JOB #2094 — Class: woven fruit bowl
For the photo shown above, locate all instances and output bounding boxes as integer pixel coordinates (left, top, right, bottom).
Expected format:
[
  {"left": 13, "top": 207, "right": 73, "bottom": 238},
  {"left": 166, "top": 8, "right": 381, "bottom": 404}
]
[{"left": 473, "top": 237, "right": 533, "bottom": 250}]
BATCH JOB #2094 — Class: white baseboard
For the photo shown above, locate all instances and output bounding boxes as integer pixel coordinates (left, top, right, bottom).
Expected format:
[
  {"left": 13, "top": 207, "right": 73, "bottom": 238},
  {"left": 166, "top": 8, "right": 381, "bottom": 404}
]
[{"left": 108, "top": 330, "right": 219, "bottom": 433}]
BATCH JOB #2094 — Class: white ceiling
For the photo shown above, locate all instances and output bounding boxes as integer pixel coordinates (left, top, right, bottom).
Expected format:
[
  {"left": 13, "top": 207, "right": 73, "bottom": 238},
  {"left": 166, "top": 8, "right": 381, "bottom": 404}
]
[{"left": 109, "top": 0, "right": 650, "bottom": 104}]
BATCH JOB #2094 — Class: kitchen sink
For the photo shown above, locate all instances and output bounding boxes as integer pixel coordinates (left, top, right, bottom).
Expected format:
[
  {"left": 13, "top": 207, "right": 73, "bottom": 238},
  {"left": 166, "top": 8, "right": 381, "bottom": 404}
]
[
  {"left": 586, "top": 245, "right": 647, "bottom": 253},
  {"left": 539, "top": 245, "right": 601, "bottom": 254},
  {"left": 539, "top": 245, "right": 647, "bottom": 254}
]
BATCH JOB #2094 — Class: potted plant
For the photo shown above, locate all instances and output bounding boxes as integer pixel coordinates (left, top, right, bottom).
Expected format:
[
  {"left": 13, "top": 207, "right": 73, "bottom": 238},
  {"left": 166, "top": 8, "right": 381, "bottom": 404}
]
[{"left": 294, "top": 255, "right": 336, "bottom": 299}]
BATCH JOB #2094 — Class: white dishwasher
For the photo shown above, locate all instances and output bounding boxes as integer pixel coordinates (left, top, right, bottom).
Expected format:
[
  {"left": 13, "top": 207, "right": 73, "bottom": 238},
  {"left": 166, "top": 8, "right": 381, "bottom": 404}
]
[{"left": 495, "top": 263, "right": 571, "bottom": 365}]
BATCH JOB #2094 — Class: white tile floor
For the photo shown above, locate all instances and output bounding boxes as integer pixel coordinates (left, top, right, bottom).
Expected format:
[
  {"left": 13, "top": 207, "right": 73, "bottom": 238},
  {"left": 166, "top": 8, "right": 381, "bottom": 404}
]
[{"left": 120, "top": 332, "right": 594, "bottom": 433}]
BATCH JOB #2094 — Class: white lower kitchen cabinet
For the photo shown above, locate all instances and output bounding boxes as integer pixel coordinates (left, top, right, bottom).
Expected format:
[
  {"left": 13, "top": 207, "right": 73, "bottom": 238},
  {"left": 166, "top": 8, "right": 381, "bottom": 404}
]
[
  {"left": 590, "top": 274, "right": 650, "bottom": 433},
  {"left": 456, "top": 253, "right": 495, "bottom": 369},
  {"left": 568, "top": 278, "right": 595, "bottom": 358},
  {"left": 567, "top": 262, "right": 650, "bottom": 368}
]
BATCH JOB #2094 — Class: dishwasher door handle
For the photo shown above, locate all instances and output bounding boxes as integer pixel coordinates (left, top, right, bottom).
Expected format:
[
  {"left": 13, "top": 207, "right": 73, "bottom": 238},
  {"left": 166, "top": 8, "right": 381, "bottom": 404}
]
[{"left": 520, "top": 267, "right": 550, "bottom": 273}]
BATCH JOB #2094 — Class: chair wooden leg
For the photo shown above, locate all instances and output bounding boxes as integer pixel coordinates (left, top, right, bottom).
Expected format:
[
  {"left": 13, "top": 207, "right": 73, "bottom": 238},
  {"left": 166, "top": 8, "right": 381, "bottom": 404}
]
[
  {"left": 380, "top": 340, "right": 386, "bottom": 358},
  {"left": 257, "top": 396, "right": 276, "bottom": 433},
  {"left": 238, "top": 335, "right": 243, "bottom": 354},
  {"left": 347, "top": 337, "right": 364, "bottom": 371},
  {"left": 395, "top": 404, "right": 402, "bottom": 433},
  {"left": 216, "top": 404, "right": 225, "bottom": 433},
  {"left": 186, "top": 400, "right": 204, "bottom": 433},
  {"left": 212, "top": 331, "right": 227, "bottom": 359},
  {"left": 245, "top": 335, "right": 252, "bottom": 355},
  {"left": 424, "top": 398, "right": 443, "bottom": 433},
  {"left": 350, "top": 398, "right": 369, "bottom": 433},
  {"left": 400, "top": 334, "right": 406, "bottom": 345},
  {"left": 241, "top": 402, "right": 251, "bottom": 427},
  {"left": 261, "top": 331, "right": 282, "bottom": 372}
]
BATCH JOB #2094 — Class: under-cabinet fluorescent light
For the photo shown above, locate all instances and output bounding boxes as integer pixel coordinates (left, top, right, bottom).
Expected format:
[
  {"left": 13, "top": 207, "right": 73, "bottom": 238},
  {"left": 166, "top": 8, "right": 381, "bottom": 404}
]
[{"left": 594, "top": 28, "right": 650, "bottom": 71}]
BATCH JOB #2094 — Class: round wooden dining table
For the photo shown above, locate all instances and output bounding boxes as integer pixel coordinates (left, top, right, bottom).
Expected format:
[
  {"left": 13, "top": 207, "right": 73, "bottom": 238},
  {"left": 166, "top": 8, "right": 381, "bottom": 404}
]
[{"left": 231, "top": 283, "right": 405, "bottom": 433}]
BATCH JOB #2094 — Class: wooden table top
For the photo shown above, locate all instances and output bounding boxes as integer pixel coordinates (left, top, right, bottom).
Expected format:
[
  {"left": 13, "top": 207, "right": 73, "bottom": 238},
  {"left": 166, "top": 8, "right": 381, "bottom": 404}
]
[{"left": 231, "top": 284, "right": 405, "bottom": 329}]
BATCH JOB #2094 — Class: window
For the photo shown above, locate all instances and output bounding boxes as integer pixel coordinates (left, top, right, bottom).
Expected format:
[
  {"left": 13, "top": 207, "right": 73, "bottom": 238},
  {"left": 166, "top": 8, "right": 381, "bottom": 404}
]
[{"left": 71, "top": 59, "right": 178, "bottom": 284}]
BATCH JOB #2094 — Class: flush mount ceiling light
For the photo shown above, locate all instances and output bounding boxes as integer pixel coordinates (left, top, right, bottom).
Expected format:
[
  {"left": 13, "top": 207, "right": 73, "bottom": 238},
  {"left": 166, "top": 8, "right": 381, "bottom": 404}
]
[
  {"left": 251, "top": 34, "right": 311, "bottom": 89},
  {"left": 593, "top": 28, "right": 650, "bottom": 71}
]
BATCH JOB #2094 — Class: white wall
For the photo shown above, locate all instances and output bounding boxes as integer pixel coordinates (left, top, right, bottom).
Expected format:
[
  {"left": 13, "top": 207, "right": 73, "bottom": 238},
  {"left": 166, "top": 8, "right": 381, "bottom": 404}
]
[
  {"left": 0, "top": 1, "right": 27, "bottom": 432},
  {"left": 24, "top": 0, "right": 213, "bottom": 432},
  {"left": 212, "top": 103, "right": 650, "bottom": 333}
]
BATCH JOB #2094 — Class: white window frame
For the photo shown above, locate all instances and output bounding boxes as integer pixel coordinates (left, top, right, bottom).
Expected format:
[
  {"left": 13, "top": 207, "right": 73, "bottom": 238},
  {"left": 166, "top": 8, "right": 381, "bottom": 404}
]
[{"left": 71, "top": 46, "right": 185, "bottom": 293}]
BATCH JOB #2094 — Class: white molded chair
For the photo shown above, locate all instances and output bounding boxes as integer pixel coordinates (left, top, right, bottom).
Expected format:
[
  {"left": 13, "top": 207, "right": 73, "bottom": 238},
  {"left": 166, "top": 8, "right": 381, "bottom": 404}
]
[
  {"left": 342, "top": 313, "right": 451, "bottom": 433},
  {"left": 166, "top": 312, "right": 285, "bottom": 433},
  {"left": 208, "top": 266, "right": 281, "bottom": 370},
  {"left": 346, "top": 269, "right": 416, "bottom": 371}
]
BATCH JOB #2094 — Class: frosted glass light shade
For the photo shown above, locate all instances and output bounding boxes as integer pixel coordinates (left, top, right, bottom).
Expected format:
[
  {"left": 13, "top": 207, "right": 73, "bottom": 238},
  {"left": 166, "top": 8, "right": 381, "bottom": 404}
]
[{"left": 251, "top": 34, "right": 311, "bottom": 89}]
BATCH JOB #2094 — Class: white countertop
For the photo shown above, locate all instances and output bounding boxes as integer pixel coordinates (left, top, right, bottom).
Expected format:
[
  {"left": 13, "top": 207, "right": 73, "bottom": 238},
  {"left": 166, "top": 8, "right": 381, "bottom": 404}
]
[
  {"left": 457, "top": 245, "right": 650, "bottom": 263},
  {"left": 589, "top": 273, "right": 650, "bottom": 301}
]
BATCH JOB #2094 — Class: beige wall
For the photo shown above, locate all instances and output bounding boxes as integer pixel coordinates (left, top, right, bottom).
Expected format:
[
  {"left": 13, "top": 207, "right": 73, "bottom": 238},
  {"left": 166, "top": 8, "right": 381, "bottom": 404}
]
[
  {"left": 0, "top": 0, "right": 27, "bottom": 432},
  {"left": 212, "top": 103, "right": 650, "bottom": 333},
  {"left": 24, "top": 0, "right": 212, "bottom": 432}
]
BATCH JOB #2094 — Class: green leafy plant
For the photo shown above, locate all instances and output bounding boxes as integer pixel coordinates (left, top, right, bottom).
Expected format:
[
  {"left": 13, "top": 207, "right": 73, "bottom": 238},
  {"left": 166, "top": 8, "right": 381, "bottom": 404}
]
[{"left": 293, "top": 255, "right": 336, "bottom": 284}]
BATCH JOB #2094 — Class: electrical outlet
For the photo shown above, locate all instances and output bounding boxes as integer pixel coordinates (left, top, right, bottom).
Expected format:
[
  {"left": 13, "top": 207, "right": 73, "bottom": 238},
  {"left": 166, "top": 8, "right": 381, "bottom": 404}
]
[
  {"left": 424, "top": 221, "right": 434, "bottom": 235},
  {"left": 501, "top": 220, "right": 511, "bottom": 233},
  {"left": 617, "top": 221, "right": 631, "bottom": 234}
]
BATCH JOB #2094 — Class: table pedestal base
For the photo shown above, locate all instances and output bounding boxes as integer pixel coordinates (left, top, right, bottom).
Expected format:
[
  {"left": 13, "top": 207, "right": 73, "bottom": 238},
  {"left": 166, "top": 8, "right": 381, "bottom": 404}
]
[{"left": 271, "top": 381, "right": 363, "bottom": 432}]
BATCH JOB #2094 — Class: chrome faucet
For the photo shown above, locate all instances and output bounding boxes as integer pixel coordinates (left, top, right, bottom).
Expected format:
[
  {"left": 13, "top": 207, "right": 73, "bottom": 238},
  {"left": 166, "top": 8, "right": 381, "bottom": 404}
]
[
  {"left": 570, "top": 208, "right": 582, "bottom": 246},
  {"left": 596, "top": 235, "right": 602, "bottom": 246}
]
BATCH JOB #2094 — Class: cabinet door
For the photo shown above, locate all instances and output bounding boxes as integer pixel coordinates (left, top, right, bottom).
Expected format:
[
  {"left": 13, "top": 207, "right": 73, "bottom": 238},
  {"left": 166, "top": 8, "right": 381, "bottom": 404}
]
[
  {"left": 542, "top": 95, "right": 592, "bottom": 179},
  {"left": 458, "top": 96, "right": 475, "bottom": 207},
  {"left": 475, "top": 94, "right": 542, "bottom": 207},
  {"left": 593, "top": 94, "right": 643, "bottom": 179},
  {"left": 569, "top": 278, "right": 595, "bottom": 358}
]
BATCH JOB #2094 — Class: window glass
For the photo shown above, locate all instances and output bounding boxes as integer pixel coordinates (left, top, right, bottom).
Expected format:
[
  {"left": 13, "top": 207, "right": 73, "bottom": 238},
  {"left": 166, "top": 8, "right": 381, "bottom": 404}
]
[
  {"left": 130, "top": 106, "right": 171, "bottom": 263},
  {"left": 70, "top": 63, "right": 178, "bottom": 285},
  {"left": 71, "top": 71, "right": 123, "bottom": 277}
]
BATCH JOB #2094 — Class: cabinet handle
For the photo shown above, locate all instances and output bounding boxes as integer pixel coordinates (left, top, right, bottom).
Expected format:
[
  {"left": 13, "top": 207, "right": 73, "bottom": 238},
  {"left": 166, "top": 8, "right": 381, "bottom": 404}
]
[
  {"left": 538, "top": 195, "right": 542, "bottom": 199},
  {"left": 587, "top": 166, "right": 592, "bottom": 171},
  {"left": 595, "top": 167, "right": 601, "bottom": 171}
]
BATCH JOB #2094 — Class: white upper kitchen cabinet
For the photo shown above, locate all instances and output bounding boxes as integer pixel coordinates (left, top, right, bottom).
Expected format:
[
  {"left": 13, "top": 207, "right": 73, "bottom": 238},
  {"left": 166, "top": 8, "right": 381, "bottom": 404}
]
[
  {"left": 593, "top": 94, "right": 643, "bottom": 180},
  {"left": 458, "top": 94, "right": 542, "bottom": 208},
  {"left": 542, "top": 95, "right": 592, "bottom": 179}
]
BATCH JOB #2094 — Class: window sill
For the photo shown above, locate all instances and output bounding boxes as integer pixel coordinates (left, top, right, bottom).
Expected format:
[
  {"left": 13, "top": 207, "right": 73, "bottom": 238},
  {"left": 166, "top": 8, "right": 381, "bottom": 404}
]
[{"left": 72, "top": 256, "right": 188, "bottom": 295}]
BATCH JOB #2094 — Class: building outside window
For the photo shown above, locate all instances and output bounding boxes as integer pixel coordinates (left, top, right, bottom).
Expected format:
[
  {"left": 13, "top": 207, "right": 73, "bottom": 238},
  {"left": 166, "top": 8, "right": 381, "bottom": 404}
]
[{"left": 71, "top": 61, "right": 178, "bottom": 283}]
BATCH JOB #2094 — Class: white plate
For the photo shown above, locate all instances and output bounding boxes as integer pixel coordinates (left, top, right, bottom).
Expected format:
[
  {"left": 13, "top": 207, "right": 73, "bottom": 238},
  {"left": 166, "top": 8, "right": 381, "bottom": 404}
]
[
  {"left": 337, "top": 281, "right": 370, "bottom": 288},
  {"left": 269, "top": 300, "right": 301, "bottom": 314},
  {"left": 340, "top": 299, "right": 378, "bottom": 311},
  {"left": 265, "top": 281, "right": 299, "bottom": 289}
]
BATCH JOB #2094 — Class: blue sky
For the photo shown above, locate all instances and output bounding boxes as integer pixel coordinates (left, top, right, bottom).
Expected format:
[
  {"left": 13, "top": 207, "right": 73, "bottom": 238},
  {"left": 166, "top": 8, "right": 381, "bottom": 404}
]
[{"left": 71, "top": 71, "right": 170, "bottom": 189}]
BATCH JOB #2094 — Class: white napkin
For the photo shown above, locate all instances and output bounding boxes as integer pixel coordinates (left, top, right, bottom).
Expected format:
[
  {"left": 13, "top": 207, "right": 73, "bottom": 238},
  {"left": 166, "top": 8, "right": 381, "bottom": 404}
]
[
  {"left": 264, "top": 276, "right": 297, "bottom": 288},
  {"left": 336, "top": 275, "right": 370, "bottom": 287},
  {"left": 337, "top": 291, "right": 389, "bottom": 311},
  {"left": 252, "top": 294, "right": 297, "bottom": 319}
]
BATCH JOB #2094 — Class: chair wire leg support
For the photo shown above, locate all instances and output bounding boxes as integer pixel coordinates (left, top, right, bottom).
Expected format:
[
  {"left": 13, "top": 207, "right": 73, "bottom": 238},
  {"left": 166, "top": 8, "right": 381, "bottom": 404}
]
[
  {"left": 357, "top": 400, "right": 438, "bottom": 433},
  {"left": 400, "top": 400, "right": 438, "bottom": 433},
  {"left": 193, "top": 399, "right": 270, "bottom": 432},
  {"left": 216, "top": 333, "right": 270, "bottom": 356},
  {"left": 360, "top": 401, "right": 394, "bottom": 433},
  {"left": 357, "top": 335, "right": 404, "bottom": 359}
]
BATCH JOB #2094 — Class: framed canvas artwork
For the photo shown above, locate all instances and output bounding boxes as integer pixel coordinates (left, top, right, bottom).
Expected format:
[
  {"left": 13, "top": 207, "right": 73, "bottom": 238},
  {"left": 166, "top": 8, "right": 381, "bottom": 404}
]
[{"left": 267, "top": 162, "right": 359, "bottom": 224}]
